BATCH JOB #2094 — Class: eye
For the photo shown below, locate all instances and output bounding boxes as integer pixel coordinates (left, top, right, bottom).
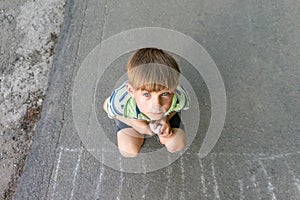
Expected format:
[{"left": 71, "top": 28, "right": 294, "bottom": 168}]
[
  {"left": 143, "top": 92, "right": 150, "bottom": 97},
  {"left": 161, "top": 92, "right": 170, "bottom": 96}
]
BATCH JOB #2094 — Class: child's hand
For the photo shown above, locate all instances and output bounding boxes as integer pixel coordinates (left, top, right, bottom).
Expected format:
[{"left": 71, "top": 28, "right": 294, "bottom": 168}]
[{"left": 151, "top": 118, "right": 173, "bottom": 137}]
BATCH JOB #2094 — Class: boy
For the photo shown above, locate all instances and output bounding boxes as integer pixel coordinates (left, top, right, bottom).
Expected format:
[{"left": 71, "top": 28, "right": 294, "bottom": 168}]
[{"left": 103, "top": 48, "right": 190, "bottom": 157}]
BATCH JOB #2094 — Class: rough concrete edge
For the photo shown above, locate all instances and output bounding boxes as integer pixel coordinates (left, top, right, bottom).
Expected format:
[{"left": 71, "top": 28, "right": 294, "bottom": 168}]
[{"left": 13, "top": 0, "right": 86, "bottom": 199}]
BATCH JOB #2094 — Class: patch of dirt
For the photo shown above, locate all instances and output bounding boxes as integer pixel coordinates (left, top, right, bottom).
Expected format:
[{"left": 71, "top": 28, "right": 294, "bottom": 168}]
[
  {"left": 3, "top": 91, "right": 44, "bottom": 200},
  {"left": 0, "top": 0, "right": 66, "bottom": 199}
]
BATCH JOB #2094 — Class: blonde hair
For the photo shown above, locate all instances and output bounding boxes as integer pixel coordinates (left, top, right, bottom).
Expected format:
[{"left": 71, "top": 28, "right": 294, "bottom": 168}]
[{"left": 126, "top": 48, "right": 180, "bottom": 91}]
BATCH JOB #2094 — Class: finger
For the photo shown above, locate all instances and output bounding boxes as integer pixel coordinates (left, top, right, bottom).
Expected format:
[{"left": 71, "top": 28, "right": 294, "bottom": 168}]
[
  {"left": 160, "top": 126, "right": 170, "bottom": 136},
  {"left": 165, "top": 126, "right": 171, "bottom": 134},
  {"left": 161, "top": 132, "right": 171, "bottom": 137},
  {"left": 159, "top": 124, "right": 169, "bottom": 134}
]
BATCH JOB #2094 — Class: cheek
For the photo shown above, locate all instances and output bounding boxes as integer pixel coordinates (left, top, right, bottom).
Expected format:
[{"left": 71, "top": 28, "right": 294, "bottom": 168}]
[
  {"left": 133, "top": 95, "right": 148, "bottom": 110},
  {"left": 135, "top": 100, "right": 149, "bottom": 113},
  {"left": 163, "top": 99, "right": 172, "bottom": 110}
]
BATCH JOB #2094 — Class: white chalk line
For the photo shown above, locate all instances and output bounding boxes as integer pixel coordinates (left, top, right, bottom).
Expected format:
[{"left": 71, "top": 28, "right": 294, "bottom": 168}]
[
  {"left": 244, "top": 157, "right": 262, "bottom": 200},
  {"left": 249, "top": 173, "right": 262, "bottom": 200},
  {"left": 69, "top": 147, "right": 83, "bottom": 200},
  {"left": 208, "top": 151, "right": 300, "bottom": 160},
  {"left": 61, "top": 147, "right": 82, "bottom": 153},
  {"left": 94, "top": 153, "right": 105, "bottom": 200},
  {"left": 116, "top": 157, "right": 124, "bottom": 200},
  {"left": 256, "top": 151, "right": 300, "bottom": 160},
  {"left": 179, "top": 156, "right": 186, "bottom": 200},
  {"left": 257, "top": 160, "right": 277, "bottom": 200},
  {"left": 238, "top": 152, "right": 262, "bottom": 200},
  {"left": 141, "top": 158, "right": 148, "bottom": 199},
  {"left": 54, "top": 146, "right": 299, "bottom": 200},
  {"left": 163, "top": 166, "right": 172, "bottom": 200},
  {"left": 163, "top": 155, "right": 173, "bottom": 200},
  {"left": 250, "top": 174, "right": 257, "bottom": 189},
  {"left": 141, "top": 182, "right": 149, "bottom": 199},
  {"left": 283, "top": 158, "right": 300, "bottom": 194},
  {"left": 199, "top": 159, "right": 207, "bottom": 197},
  {"left": 50, "top": 146, "right": 64, "bottom": 200},
  {"left": 211, "top": 155, "right": 221, "bottom": 200},
  {"left": 61, "top": 146, "right": 300, "bottom": 160},
  {"left": 230, "top": 159, "right": 245, "bottom": 200},
  {"left": 238, "top": 179, "right": 245, "bottom": 200}
]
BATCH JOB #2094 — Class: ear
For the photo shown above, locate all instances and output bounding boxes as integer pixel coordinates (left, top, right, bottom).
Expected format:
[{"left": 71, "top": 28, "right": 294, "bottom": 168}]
[{"left": 126, "top": 83, "right": 135, "bottom": 96}]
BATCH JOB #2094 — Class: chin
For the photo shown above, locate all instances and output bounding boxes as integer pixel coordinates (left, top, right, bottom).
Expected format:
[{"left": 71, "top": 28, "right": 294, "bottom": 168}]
[{"left": 149, "top": 115, "right": 164, "bottom": 120}]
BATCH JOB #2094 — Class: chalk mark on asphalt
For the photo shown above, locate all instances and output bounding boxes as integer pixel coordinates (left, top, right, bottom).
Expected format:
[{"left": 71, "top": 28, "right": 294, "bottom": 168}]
[
  {"left": 163, "top": 154, "right": 173, "bottom": 200},
  {"left": 283, "top": 158, "right": 300, "bottom": 194},
  {"left": 179, "top": 156, "right": 186, "bottom": 200},
  {"left": 211, "top": 154, "right": 221, "bottom": 200},
  {"left": 50, "top": 147, "right": 63, "bottom": 200},
  {"left": 238, "top": 179, "right": 245, "bottom": 200},
  {"left": 141, "top": 157, "right": 148, "bottom": 199},
  {"left": 257, "top": 159, "right": 277, "bottom": 200},
  {"left": 94, "top": 152, "right": 105, "bottom": 200},
  {"left": 198, "top": 157, "right": 207, "bottom": 197},
  {"left": 116, "top": 156, "right": 124, "bottom": 200},
  {"left": 49, "top": 146, "right": 300, "bottom": 199},
  {"left": 69, "top": 147, "right": 83, "bottom": 200}
]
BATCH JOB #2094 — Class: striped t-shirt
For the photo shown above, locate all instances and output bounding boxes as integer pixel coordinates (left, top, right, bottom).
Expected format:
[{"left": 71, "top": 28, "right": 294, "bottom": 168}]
[{"left": 105, "top": 81, "right": 190, "bottom": 121}]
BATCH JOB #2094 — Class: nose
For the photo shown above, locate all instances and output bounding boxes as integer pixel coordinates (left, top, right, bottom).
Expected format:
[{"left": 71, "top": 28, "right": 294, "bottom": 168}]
[{"left": 151, "top": 96, "right": 161, "bottom": 108}]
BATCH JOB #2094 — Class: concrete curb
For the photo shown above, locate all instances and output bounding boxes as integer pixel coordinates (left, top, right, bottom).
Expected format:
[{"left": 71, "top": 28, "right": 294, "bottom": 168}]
[{"left": 14, "top": 0, "right": 87, "bottom": 199}]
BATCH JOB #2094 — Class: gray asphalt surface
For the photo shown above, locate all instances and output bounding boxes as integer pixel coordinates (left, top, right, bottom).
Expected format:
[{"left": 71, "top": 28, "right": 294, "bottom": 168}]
[{"left": 14, "top": 0, "right": 300, "bottom": 199}]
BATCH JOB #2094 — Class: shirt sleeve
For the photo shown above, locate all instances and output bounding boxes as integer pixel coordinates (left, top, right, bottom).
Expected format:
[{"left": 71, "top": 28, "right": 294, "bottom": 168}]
[
  {"left": 106, "top": 91, "right": 118, "bottom": 119},
  {"left": 174, "top": 84, "right": 190, "bottom": 111},
  {"left": 105, "top": 82, "right": 129, "bottom": 119}
]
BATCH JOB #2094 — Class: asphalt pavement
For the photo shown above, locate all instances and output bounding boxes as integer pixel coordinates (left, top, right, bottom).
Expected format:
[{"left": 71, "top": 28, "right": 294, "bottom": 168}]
[{"left": 14, "top": 0, "right": 300, "bottom": 199}]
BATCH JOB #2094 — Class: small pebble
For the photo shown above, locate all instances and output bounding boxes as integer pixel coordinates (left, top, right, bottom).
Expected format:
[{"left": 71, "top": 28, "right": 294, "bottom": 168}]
[
  {"left": 16, "top": 55, "right": 25, "bottom": 61},
  {"left": 5, "top": 14, "right": 14, "bottom": 23},
  {"left": 37, "top": 98, "right": 43, "bottom": 106}
]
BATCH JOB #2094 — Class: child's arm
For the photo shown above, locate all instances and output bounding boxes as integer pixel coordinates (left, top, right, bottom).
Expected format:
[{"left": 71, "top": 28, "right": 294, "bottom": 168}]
[
  {"left": 103, "top": 97, "right": 109, "bottom": 113},
  {"left": 125, "top": 112, "right": 178, "bottom": 136},
  {"left": 115, "top": 116, "right": 153, "bottom": 136},
  {"left": 131, "top": 118, "right": 154, "bottom": 136},
  {"left": 103, "top": 97, "right": 153, "bottom": 136}
]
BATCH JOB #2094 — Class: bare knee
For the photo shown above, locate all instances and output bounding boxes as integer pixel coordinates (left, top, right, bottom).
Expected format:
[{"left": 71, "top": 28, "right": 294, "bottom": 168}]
[
  {"left": 117, "top": 129, "right": 143, "bottom": 158},
  {"left": 119, "top": 149, "right": 139, "bottom": 158},
  {"left": 167, "top": 139, "right": 186, "bottom": 153},
  {"left": 118, "top": 143, "right": 140, "bottom": 158},
  {"left": 165, "top": 129, "right": 186, "bottom": 153}
]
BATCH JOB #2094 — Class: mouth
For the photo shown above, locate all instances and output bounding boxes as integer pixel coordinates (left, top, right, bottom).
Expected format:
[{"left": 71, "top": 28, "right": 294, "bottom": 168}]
[{"left": 150, "top": 112, "right": 163, "bottom": 115}]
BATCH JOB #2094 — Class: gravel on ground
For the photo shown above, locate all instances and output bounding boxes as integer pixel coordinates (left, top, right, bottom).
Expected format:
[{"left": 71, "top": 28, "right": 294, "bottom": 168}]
[{"left": 0, "top": 0, "right": 66, "bottom": 199}]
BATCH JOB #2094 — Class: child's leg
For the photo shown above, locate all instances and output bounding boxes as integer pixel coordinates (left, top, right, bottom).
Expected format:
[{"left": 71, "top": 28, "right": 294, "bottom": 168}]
[
  {"left": 117, "top": 128, "right": 144, "bottom": 158},
  {"left": 158, "top": 128, "right": 186, "bottom": 153}
]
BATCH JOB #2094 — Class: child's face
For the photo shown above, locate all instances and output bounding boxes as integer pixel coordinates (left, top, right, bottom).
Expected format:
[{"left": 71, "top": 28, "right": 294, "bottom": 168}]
[{"left": 131, "top": 88, "right": 174, "bottom": 120}]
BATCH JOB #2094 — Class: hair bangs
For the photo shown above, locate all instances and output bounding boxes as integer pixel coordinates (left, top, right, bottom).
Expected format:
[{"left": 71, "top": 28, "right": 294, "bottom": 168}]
[{"left": 128, "top": 63, "right": 179, "bottom": 92}]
